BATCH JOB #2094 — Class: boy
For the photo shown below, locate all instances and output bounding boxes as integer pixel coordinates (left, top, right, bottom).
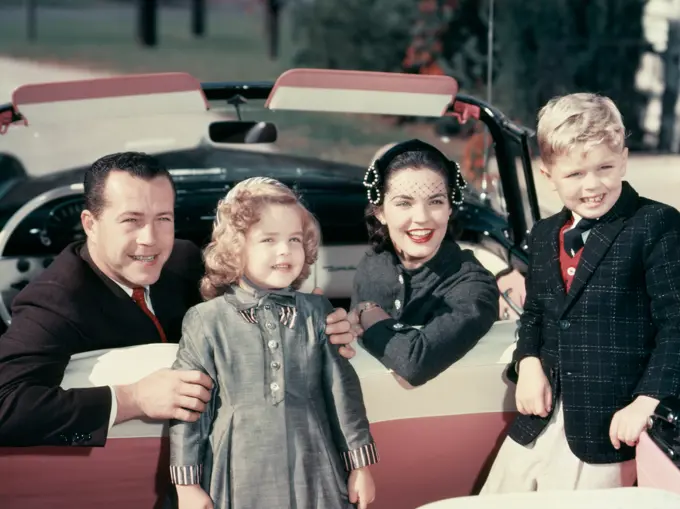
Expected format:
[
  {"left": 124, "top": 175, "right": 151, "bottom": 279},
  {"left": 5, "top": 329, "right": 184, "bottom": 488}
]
[{"left": 481, "top": 93, "right": 680, "bottom": 492}]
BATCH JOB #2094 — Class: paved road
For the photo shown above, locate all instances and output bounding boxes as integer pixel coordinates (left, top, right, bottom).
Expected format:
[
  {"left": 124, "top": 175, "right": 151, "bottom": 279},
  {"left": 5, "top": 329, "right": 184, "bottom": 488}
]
[{"left": 0, "top": 56, "right": 111, "bottom": 100}]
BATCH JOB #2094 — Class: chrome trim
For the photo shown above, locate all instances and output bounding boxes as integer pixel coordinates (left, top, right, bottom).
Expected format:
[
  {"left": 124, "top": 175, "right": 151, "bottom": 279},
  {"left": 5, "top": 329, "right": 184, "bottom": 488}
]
[
  {"left": 500, "top": 288, "right": 524, "bottom": 316},
  {"left": 0, "top": 183, "right": 84, "bottom": 326}
]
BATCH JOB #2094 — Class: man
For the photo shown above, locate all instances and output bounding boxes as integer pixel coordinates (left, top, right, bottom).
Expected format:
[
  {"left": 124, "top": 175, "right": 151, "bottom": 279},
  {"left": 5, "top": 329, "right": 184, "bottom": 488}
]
[{"left": 0, "top": 152, "right": 357, "bottom": 447}]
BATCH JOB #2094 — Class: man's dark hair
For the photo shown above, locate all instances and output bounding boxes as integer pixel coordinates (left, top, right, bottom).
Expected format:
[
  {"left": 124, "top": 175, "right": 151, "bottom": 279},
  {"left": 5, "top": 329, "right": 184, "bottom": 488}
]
[{"left": 84, "top": 152, "right": 175, "bottom": 217}]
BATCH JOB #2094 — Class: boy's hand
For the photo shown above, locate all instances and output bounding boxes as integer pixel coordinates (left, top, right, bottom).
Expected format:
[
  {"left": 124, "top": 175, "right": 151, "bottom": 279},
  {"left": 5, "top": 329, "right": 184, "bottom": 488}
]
[
  {"left": 609, "top": 395, "right": 659, "bottom": 449},
  {"left": 515, "top": 357, "right": 552, "bottom": 418},
  {"left": 348, "top": 466, "right": 375, "bottom": 509},
  {"left": 176, "top": 484, "right": 213, "bottom": 509}
]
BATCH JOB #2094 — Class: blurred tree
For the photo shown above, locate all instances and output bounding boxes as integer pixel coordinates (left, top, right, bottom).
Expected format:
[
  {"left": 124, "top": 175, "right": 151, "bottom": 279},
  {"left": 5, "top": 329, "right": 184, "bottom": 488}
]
[
  {"left": 138, "top": 0, "right": 158, "bottom": 47},
  {"left": 192, "top": 0, "right": 206, "bottom": 37},
  {"left": 439, "top": 0, "right": 496, "bottom": 93},
  {"left": 291, "top": 0, "right": 419, "bottom": 71},
  {"left": 26, "top": 0, "right": 38, "bottom": 42},
  {"left": 291, "top": 0, "right": 653, "bottom": 150},
  {"left": 291, "top": 0, "right": 493, "bottom": 87},
  {"left": 659, "top": 20, "right": 680, "bottom": 152},
  {"left": 493, "top": 0, "right": 651, "bottom": 150},
  {"left": 404, "top": 0, "right": 496, "bottom": 93},
  {"left": 264, "top": 0, "right": 284, "bottom": 59},
  {"left": 402, "top": 0, "right": 451, "bottom": 77}
]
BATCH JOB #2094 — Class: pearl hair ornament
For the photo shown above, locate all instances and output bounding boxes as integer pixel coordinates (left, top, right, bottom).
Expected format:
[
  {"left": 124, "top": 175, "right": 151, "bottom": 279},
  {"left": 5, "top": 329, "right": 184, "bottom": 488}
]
[
  {"left": 362, "top": 163, "right": 382, "bottom": 205},
  {"left": 362, "top": 153, "right": 467, "bottom": 207}
]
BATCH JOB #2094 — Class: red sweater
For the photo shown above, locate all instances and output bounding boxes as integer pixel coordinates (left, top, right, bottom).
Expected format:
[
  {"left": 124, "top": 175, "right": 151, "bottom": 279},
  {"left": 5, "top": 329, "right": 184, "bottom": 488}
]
[{"left": 559, "top": 217, "right": 584, "bottom": 292}]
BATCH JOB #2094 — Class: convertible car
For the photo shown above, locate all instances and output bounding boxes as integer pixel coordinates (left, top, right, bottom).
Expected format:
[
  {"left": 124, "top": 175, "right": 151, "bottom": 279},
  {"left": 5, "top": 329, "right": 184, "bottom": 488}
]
[{"left": 0, "top": 69, "right": 677, "bottom": 509}]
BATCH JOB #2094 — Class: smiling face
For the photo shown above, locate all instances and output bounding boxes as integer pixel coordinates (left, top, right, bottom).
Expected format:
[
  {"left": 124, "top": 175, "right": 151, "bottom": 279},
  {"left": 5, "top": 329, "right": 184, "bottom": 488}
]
[
  {"left": 82, "top": 170, "right": 175, "bottom": 288},
  {"left": 544, "top": 143, "right": 628, "bottom": 219},
  {"left": 376, "top": 167, "right": 452, "bottom": 269},
  {"left": 243, "top": 203, "right": 306, "bottom": 290}
]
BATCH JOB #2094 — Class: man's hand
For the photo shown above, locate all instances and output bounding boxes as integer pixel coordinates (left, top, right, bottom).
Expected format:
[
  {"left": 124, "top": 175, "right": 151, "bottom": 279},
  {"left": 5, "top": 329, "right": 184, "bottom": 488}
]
[
  {"left": 312, "top": 287, "right": 361, "bottom": 359},
  {"left": 609, "top": 395, "right": 659, "bottom": 449},
  {"left": 515, "top": 357, "right": 552, "bottom": 418},
  {"left": 114, "top": 368, "right": 213, "bottom": 424}
]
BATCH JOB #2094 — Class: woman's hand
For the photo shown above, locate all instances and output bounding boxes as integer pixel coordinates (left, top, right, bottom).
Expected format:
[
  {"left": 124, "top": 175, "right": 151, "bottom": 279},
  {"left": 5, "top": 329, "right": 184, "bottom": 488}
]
[
  {"left": 176, "top": 484, "right": 214, "bottom": 509},
  {"left": 348, "top": 466, "right": 376, "bottom": 509},
  {"left": 354, "top": 301, "right": 389, "bottom": 330},
  {"left": 515, "top": 357, "right": 552, "bottom": 418}
]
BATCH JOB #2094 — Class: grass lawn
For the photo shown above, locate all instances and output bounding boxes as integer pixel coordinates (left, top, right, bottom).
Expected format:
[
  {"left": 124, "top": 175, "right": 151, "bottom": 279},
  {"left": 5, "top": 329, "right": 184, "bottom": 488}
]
[{"left": 0, "top": 3, "right": 468, "bottom": 165}]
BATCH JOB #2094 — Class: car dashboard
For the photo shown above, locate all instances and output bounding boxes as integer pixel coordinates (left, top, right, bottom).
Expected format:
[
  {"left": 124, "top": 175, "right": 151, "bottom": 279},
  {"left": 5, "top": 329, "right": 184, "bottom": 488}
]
[{"left": 0, "top": 174, "right": 374, "bottom": 331}]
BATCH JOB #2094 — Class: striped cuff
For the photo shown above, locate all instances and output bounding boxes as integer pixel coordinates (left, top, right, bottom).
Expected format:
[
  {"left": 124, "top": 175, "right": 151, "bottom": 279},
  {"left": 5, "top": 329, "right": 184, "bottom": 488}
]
[
  {"left": 342, "top": 442, "right": 379, "bottom": 471},
  {"left": 170, "top": 464, "right": 202, "bottom": 485}
]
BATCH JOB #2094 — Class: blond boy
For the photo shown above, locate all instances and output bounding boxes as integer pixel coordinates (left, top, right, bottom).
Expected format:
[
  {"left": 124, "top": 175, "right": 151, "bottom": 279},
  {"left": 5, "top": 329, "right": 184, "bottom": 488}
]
[{"left": 481, "top": 93, "right": 680, "bottom": 492}]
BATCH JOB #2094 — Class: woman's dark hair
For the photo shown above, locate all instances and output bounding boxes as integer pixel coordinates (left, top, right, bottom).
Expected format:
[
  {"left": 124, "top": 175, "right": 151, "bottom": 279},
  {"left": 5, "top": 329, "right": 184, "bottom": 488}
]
[{"left": 363, "top": 139, "right": 466, "bottom": 253}]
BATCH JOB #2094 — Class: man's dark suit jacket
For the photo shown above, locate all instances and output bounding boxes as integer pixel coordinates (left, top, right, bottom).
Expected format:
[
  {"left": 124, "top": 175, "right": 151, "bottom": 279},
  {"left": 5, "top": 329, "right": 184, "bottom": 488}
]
[
  {"left": 509, "top": 182, "right": 680, "bottom": 464},
  {"left": 0, "top": 239, "right": 204, "bottom": 447}
]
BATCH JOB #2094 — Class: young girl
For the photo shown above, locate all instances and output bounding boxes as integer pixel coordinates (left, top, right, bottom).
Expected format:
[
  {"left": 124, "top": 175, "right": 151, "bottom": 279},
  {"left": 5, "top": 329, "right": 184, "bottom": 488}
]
[{"left": 168, "top": 177, "right": 378, "bottom": 509}]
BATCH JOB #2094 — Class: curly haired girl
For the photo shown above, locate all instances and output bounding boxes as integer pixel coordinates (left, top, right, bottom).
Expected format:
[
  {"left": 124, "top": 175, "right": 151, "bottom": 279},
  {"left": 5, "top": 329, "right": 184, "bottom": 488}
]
[{"left": 169, "top": 177, "right": 378, "bottom": 509}]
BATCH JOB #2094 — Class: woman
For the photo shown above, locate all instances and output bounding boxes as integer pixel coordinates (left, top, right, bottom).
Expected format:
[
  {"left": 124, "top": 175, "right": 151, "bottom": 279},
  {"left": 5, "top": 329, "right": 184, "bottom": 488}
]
[{"left": 351, "top": 139, "right": 500, "bottom": 387}]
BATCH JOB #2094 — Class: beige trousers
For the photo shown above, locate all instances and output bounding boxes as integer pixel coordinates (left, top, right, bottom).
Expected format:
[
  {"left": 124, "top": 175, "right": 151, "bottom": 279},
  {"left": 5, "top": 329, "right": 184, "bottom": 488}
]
[{"left": 480, "top": 399, "right": 637, "bottom": 493}]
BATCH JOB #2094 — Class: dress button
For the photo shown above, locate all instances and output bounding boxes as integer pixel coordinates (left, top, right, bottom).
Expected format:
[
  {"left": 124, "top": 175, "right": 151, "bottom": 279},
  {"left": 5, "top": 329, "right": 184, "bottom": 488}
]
[
  {"left": 398, "top": 274, "right": 404, "bottom": 284},
  {"left": 271, "top": 361, "right": 281, "bottom": 370},
  {"left": 559, "top": 320, "right": 571, "bottom": 330},
  {"left": 567, "top": 267, "right": 576, "bottom": 276},
  {"left": 394, "top": 299, "right": 401, "bottom": 310},
  {"left": 270, "top": 382, "right": 280, "bottom": 391},
  {"left": 268, "top": 340, "right": 279, "bottom": 349},
  {"left": 266, "top": 322, "right": 276, "bottom": 330}
]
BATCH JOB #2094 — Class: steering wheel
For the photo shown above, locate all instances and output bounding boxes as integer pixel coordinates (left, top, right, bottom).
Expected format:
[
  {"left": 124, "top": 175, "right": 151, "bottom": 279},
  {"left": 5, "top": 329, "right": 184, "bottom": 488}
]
[{"left": 0, "top": 184, "right": 84, "bottom": 327}]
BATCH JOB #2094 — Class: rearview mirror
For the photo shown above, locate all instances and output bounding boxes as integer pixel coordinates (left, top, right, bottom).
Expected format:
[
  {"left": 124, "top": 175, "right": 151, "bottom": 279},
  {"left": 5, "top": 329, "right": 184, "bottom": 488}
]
[{"left": 209, "top": 121, "right": 277, "bottom": 144}]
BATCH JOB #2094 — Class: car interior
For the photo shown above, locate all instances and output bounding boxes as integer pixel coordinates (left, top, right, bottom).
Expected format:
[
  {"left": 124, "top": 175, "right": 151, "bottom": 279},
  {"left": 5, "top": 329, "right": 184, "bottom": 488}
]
[
  {"left": 0, "top": 69, "right": 536, "bottom": 332},
  {"left": 2, "top": 69, "right": 675, "bottom": 509}
]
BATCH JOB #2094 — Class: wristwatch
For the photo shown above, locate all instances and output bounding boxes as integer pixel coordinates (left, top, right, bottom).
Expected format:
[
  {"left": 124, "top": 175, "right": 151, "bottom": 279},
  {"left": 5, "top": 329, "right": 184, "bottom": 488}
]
[{"left": 357, "top": 301, "right": 380, "bottom": 325}]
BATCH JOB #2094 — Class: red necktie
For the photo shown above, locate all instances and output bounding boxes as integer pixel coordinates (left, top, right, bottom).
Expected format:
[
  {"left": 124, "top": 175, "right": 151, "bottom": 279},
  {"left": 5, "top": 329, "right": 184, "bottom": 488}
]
[{"left": 131, "top": 287, "right": 167, "bottom": 343}]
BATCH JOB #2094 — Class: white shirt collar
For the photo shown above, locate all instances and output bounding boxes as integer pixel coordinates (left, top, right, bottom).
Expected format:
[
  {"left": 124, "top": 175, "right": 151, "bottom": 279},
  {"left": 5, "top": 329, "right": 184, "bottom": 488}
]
[{"left": 110, "top": 278, "right": 149, "bottom": 298}]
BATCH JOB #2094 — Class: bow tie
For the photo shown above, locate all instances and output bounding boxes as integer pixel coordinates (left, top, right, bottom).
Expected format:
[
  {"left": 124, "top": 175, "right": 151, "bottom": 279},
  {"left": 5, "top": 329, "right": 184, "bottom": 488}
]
[{"left": 563, "top": 218, "right": 598, "bottom": 257}]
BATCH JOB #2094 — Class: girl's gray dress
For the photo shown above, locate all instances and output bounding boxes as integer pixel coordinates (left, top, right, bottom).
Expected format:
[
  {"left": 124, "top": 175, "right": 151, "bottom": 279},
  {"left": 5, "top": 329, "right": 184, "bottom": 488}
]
[{"left": 168, "top": 284, "right": 378, "bottom": 509}]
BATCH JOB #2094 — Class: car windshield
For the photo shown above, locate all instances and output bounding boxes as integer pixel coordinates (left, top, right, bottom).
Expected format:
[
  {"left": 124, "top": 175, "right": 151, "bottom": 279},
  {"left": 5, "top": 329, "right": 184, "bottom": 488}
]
[
  {"left": 236, "top": 98, "right": 507, "bottom": 215},
  {"left": 0, "top": 89, "right": 508, "bottom": 220}
]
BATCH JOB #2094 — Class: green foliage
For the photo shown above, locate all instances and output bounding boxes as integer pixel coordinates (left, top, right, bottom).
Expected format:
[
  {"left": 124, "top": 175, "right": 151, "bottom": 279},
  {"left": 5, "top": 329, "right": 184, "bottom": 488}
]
[
  {"left": 289, "top": 0, "right": 652, "bottom": 148},
  {"left": 438, "top": 0, "right": 496, "bottom": 93},
  {"left": 493, "top": 0, "right": 651, "bottom": 148},
  {"left": 290, "top": 0, "right": 419, "bottom": 72}
]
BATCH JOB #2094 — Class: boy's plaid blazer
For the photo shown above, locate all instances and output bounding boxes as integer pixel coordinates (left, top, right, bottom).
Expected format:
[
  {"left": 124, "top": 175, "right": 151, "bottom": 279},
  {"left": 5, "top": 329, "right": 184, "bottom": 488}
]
[{"left": 508, "top": 181, "right": 680, "bottom": 464}]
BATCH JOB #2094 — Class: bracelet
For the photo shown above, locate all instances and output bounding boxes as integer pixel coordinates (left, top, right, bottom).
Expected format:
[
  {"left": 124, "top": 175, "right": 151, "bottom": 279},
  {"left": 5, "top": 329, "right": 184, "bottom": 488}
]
[{"left": 357, "top": 301, "right": 380, "bottom": 325}]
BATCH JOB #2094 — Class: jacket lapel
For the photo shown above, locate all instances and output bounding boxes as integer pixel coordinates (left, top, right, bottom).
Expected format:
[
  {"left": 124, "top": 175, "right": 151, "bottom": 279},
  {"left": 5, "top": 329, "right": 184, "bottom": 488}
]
[
  {"left": 149, "top": 273, "right": 181, "bottom": 340},
  {"left": 560, "top": 219, "right": 625, "bottom": 314},
  {"left": 559, "top": 182, "right": 639, "bottom": 315},
  {"left": 80, "top": 243, "right": 165, "bottom": 344}
]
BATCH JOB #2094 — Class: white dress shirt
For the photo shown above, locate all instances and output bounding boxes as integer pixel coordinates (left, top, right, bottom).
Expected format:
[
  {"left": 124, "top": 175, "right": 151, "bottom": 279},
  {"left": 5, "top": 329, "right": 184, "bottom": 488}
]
[
  {"left": 567, "top": 212, "right": 595, "bottom": 244},
  {"left": 107, "top": 281, "right": 153, "bottom": 430}
]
